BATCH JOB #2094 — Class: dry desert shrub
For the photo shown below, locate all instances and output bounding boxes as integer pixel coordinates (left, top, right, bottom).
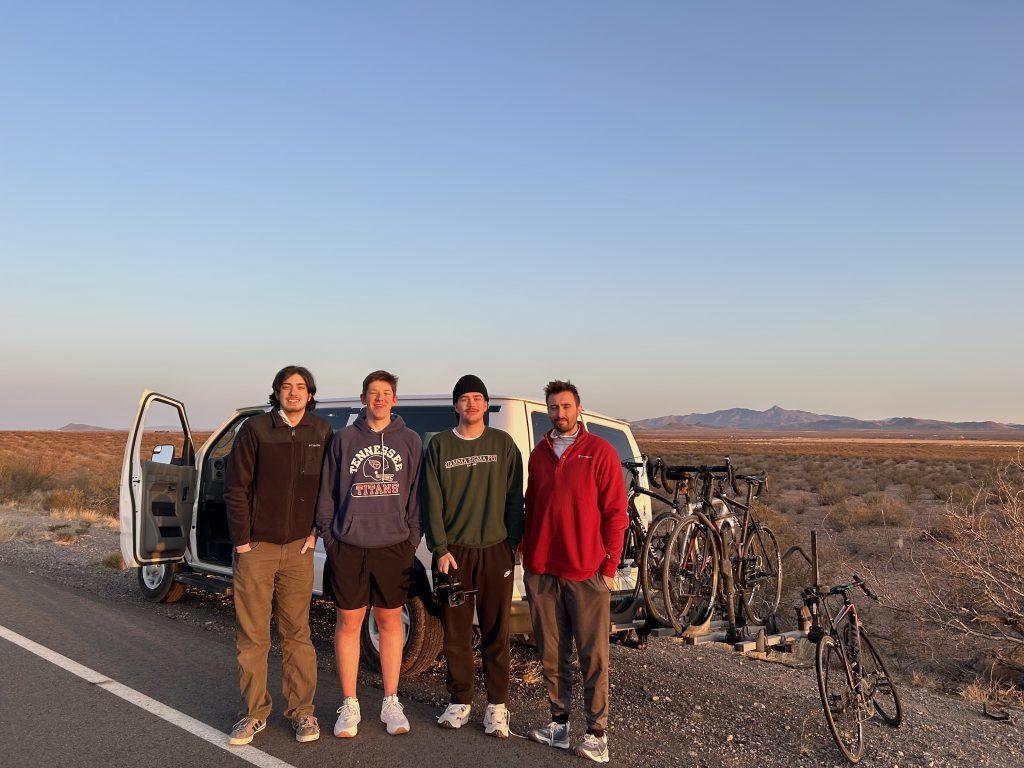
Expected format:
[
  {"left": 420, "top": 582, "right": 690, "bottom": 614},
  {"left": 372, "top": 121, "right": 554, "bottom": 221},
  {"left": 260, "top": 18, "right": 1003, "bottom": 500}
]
[
  {"left": 817, "top": 479, "right": 849, "bottom": 506},
  {"left": 913, "top": 458, "right": 1024, "bottom": 683},
  {"left": 961, "top": 677, "right": 1024, "bottom": 710},
  {"left": 52, "top": 507, "right": 119, "bottom": 530},
  {"left": 827, "top": 496, "right": 874, "bottom": 531},
  {"left": 98, "top": 551, "right": 127, "bottom": 570},
  {"left": 0, "top": 457, "right": 55, "bottom": 502},
  {"left": 519, "top": 659, "right": 544, "bottom": 687},
  {"left": 779, "top": 490, "right": 814, "bottom": 516},
  {"left": 44, "top": 486, "right": 87, "bottom": 511},
  {"left": 872, "top": 492, "right": 911, "bottom": 527}
]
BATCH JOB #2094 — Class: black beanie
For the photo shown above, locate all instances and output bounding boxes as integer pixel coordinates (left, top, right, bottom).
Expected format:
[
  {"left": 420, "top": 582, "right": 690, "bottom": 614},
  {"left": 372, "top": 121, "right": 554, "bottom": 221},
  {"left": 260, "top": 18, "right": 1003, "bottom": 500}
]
[{"left": 452, "top": 374, "right": 489, "bottom": 403}]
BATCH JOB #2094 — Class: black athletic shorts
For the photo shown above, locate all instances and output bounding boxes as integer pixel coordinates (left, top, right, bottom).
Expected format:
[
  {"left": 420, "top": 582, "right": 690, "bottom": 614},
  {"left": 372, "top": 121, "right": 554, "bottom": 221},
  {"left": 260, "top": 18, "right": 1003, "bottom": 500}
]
[{"left": 324, "top": 538, "right": 416, "bottom": 610}]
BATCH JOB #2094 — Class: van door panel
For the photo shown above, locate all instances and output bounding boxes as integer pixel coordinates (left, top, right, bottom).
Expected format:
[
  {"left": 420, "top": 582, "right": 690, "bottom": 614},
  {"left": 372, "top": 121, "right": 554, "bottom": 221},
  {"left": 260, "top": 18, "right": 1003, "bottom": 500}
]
[
  {"left": 139, "top": 461, "right": 196, "bottom": 559},
  {"left": 119, "top": 390, "right": 196, "bottom": 567}
]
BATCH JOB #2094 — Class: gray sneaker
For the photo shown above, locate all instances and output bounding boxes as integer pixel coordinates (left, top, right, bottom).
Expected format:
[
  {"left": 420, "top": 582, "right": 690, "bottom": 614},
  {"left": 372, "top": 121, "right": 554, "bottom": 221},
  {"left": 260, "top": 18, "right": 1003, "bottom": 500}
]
[
  {"left": 572, "top": 733, "right": 609, "bottom": 763},
  {"left": 530, "top": 720, "right": 570, "bottom": 749},
  {"left": 292, "top": 715, "right": 320, "bottom": 743},
  {"left": 228, "top": 716, "right": 266, "bottom": 746}
]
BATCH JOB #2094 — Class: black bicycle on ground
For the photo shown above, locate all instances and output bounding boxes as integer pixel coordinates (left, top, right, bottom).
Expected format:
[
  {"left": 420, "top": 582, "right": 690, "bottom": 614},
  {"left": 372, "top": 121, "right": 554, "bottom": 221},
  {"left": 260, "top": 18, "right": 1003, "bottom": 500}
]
[{"left": 803, "top": 573, "right": 903, "bottom": 763}]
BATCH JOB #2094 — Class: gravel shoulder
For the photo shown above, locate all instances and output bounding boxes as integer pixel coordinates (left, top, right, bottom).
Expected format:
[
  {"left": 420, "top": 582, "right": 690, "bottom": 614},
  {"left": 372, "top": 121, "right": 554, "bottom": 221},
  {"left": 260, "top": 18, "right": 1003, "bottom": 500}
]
[{"left": 1, "top": 504, "right": 1021, "bottom": 768}]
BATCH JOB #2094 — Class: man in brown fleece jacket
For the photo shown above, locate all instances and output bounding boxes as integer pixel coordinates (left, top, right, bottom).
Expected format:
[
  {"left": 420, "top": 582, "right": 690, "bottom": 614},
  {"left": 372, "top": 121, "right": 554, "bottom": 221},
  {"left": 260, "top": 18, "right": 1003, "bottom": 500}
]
[{"left": 224, "top": 365, "right": 332, "bottom": 747}]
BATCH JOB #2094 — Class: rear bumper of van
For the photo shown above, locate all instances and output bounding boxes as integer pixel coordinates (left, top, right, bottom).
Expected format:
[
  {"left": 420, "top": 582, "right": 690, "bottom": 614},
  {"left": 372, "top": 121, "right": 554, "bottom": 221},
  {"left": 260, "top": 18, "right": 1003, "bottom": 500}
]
[{"left": 510, "top": 599, "right": 533, "bottom": 635}]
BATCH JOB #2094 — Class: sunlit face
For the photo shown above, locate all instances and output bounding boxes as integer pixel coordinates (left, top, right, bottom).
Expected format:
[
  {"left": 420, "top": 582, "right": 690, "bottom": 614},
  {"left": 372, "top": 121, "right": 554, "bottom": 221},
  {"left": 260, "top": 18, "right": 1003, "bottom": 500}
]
[
  {"left": 546, "top": 391, "right": 582, "bottom": 435},
  {"left": 278, "top": 373, "right": 312, "bottom": 417},
  {"left": 361, "top": 380, "right": 397, "bottom": 422},
  {"left": 454, "top": 392, "right": 487, "bottom": 427}
]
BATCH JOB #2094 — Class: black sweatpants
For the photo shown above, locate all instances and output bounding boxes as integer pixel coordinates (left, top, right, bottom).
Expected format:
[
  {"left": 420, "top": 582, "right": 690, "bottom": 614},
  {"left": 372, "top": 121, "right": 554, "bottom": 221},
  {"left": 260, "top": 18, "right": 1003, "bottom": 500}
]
[{"left": 436, "top": 541, "right": 515, "bottom": 705}]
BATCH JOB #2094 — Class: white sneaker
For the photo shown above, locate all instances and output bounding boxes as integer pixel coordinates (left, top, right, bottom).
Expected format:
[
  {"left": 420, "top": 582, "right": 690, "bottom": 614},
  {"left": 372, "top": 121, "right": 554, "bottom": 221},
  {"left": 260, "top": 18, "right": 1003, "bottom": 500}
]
[
  {"left": 381, "top": 695, "right": 410, "bottom": 735},
  {"left": 572, "top": 732, "right": 610, "bottom": 763},
  {"left": 437, "top": 703, "right": 472, "bottom": 729},
  {"left": 483, "top": 703, "right": 510, "bottom": 738},
  {"left": 333, "top": 697, "right": 360, "bottom": 738}
]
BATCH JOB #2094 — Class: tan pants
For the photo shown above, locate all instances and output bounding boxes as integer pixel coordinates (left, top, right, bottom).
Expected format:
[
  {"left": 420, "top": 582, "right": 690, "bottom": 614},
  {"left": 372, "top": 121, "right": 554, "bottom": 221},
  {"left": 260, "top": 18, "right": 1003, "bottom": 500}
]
[
  {"left": 524, "top": 571, "right": 611, "bottom": 731},
  {"left": 234, "top": 539, "right": 316, "bottom": 721}
]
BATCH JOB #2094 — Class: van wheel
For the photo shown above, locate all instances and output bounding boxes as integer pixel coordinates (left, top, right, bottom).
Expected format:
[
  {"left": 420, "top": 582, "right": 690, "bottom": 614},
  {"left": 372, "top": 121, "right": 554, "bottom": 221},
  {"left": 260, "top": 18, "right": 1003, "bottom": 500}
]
[
  {"left": 137, "top": 563, "right": 185, "bottom": 603},
  {"left": 360, "top": 594, "right": 443, "bottom": 678}
]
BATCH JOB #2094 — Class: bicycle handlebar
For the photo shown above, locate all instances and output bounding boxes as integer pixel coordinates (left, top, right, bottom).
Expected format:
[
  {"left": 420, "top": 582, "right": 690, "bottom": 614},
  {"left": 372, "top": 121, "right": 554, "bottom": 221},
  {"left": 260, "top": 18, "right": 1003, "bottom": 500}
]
[
  {"left": 664, "top": 463, "right": 731, "bottom": 480},
  {"left": 803, "top": 574, "right": 879, "bottom": 602},
  {"left": 631, "top": 456, "right": 767, "bottom": 502},
  {"left": 854, "top": 573, "right": 879, "bottom": 601}
]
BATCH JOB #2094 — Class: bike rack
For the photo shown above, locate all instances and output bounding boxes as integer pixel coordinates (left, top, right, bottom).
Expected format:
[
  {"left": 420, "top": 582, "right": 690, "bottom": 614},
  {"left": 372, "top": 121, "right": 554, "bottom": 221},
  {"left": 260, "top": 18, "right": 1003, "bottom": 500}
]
[{"left": 634, "top": 530, "right": 821, "bottom": 655}]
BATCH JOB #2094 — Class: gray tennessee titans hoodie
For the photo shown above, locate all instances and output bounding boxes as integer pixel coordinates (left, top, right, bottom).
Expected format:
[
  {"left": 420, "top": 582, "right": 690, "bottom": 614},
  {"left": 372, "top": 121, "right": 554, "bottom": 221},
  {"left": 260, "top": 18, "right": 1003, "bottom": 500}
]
[{"left": 315, "top": 413, "right": 423, "bottom": 548}]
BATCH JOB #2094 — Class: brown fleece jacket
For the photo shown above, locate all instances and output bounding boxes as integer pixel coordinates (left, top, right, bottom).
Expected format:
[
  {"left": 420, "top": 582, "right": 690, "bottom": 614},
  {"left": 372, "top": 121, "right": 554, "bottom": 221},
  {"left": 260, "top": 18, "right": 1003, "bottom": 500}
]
[{"left": 225, "top": 409, "right": 332, "bottom": 546}]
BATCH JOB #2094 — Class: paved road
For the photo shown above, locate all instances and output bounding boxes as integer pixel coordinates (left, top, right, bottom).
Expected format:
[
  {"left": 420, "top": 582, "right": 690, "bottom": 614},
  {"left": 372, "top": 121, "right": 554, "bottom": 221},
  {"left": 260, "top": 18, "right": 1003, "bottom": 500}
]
[{"left": 0, "top": 563, "right": 568, "bottom": 768}]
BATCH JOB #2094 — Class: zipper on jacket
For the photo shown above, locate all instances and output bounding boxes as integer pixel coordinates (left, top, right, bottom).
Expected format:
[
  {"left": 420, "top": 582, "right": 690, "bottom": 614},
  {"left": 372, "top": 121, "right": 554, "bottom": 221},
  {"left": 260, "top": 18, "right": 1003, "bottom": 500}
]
[{"left": 288, "top": 427, "right": 297, "bottom": 541}]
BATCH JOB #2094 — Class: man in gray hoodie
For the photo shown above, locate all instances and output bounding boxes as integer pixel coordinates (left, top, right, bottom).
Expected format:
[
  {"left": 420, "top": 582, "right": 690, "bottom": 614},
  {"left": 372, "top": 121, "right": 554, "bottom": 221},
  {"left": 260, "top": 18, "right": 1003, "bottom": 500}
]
[{"left": 315, "top": 370, "right": 422, "bottom": 738}]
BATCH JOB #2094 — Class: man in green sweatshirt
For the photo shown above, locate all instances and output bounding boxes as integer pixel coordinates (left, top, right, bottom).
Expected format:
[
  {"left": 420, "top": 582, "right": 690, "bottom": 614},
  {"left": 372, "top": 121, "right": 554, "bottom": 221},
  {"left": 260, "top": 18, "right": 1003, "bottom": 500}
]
[{"left": 422, "top": 374, "right": 524, "bottom": 738}]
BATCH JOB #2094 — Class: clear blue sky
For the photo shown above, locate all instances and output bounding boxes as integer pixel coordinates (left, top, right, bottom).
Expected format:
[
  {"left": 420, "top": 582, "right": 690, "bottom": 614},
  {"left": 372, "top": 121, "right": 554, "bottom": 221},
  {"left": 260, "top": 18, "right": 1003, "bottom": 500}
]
[{"left": 1, "top": 2, "right": 1021, "bottom": 429}]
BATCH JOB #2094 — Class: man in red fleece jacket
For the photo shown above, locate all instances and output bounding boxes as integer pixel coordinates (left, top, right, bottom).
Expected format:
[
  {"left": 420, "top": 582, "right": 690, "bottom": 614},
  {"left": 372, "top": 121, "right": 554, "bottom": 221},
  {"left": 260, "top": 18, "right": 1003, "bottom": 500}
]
[{"left": 522, "top": 380, "right": 628, "bottom": 764}]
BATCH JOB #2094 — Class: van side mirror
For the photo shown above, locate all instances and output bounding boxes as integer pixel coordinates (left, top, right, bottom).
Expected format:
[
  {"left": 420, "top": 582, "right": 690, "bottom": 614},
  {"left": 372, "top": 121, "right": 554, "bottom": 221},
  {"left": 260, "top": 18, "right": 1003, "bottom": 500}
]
[{"left": 151, "top": 444, "right": 175, "bottom": 464}]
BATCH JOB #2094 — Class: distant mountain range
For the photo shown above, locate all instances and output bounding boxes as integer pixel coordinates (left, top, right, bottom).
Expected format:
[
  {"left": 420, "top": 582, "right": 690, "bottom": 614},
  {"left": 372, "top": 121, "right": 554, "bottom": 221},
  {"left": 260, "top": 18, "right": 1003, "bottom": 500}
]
[
  {"left": 632, "top": 406, "right": 1024, "bottom": 433},
  {"left": 58, "top": 423, "right": 191, "bottom": 432}
]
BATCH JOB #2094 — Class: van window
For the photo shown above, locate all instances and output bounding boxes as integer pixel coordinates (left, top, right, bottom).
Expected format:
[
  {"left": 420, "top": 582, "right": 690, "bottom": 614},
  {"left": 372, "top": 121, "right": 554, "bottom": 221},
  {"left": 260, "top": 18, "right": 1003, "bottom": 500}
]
[
  {"left": 394, "top": 405, "right": 500, "bottom": 448},
  {"left": 206, "top": 416, "right": 251, "bottom": 464},
  {"left": 316, "top": 405, "right": 501, "bottom": 447},
  {"left": 584, "top": 421, "right": 633, "bottom": 462},
  {"left": 530, "top": 411, "right": 551, "bottom": 446},
  {"left": 316, "top": 406, "right": 355, "bottom": 430},
  {"left": 585, "top": 421, "right": 635, "bottom": 485}
]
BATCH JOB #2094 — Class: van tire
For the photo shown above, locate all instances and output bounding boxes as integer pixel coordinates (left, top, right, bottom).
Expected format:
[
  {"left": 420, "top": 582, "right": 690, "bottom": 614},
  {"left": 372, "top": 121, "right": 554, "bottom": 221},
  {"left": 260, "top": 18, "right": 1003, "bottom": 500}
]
[
  {"left": 360, "top": 594, "right": 444, "bottom": 678},
  {"left": 137, "top": 563, "right": 185, "bottom": 603}
]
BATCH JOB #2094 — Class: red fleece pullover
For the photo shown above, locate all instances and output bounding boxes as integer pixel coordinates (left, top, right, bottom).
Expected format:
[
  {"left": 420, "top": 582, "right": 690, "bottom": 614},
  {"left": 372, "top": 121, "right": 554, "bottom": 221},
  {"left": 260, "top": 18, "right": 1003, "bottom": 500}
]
[{"left": 522, "top": 424, "right": 629, "bottom": 580}]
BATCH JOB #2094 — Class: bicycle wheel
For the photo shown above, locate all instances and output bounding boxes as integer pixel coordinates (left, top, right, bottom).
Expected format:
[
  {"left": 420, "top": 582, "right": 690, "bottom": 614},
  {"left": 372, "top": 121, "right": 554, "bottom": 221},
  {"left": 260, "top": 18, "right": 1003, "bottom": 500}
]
[
  {"left": 858, "top": 630, "right": 903, "bottom": 727},
  {"left": 741, "top": 524, "right": 782, "bottom": 624},
  {"left": 610, "top": 519, "right": 643, "bottom": 618},
  {"left": 662, "top": 516, "right": 719, "bottom": 634},
  {"left": 639, "top": 512, "right": 677, "bottom": 626},
  {"left": 816, "top": 634, "right": 865, "bottom": 763}
]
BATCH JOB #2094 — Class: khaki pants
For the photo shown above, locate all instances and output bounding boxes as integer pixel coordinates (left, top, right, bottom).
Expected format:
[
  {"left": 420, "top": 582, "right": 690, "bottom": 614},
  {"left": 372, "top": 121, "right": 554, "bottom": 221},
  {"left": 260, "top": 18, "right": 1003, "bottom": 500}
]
[
  {"left": 234, "top": 539, "right": 317, "bottom": 721},
  {"left": 524, "top": 571, "right": 611, "bottom": 731}
]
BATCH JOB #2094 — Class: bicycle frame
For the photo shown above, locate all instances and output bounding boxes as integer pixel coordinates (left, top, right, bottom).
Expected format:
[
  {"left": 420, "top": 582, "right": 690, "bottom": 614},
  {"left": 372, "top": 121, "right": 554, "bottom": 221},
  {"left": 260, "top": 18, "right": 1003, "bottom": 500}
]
[
  {"left": 810, "top": 589, "right": 870, "bottom": 719},
  {"left": 679, "top": 467, "right": 768, "bottom": 638}
]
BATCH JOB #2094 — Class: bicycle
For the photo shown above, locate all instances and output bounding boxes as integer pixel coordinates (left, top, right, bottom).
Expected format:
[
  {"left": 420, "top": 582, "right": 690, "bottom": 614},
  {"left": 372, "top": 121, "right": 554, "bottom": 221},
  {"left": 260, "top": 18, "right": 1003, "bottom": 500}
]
[
  {"left": 802, "top": 573, "right": 903, "bottom": 763},
  {"left": 617, "top": 456, "right": 686, "bottom": 625},
  {"left": 660, "top": 458, "right": 782, "bottom": 637}
]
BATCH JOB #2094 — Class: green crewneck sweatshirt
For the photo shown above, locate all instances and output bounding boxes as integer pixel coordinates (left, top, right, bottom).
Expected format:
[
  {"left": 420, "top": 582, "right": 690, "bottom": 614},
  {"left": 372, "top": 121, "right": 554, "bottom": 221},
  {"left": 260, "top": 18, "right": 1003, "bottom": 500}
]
[{"left": 422, "top": 426, "right": 524, "bottom": 556}]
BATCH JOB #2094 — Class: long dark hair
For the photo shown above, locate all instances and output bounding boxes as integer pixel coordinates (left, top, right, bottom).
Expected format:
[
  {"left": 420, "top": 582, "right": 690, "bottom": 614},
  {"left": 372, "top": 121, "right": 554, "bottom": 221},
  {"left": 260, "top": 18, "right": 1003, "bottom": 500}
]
[{"left": 269, "top": 365, "right": 318, "bottom": 410}]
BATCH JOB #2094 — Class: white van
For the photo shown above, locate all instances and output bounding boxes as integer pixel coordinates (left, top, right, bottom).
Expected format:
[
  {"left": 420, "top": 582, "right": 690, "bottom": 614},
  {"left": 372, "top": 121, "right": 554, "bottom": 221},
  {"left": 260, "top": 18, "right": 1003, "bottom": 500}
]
[{"left": 119, "top": 391, "right": 650, "bottom": 676}]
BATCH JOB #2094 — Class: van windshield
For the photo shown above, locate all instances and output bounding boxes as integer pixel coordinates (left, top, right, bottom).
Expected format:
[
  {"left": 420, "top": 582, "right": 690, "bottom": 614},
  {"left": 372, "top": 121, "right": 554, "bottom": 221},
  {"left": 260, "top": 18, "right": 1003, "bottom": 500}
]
[{"left": 317, "top": 405, "right": 501, "bottom": 450}]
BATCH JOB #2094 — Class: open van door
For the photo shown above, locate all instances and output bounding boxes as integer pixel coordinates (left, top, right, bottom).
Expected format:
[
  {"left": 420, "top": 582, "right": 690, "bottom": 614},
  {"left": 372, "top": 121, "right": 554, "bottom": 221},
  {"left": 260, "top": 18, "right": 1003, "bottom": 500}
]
[{"left": 119, "top": 391, "right": 197, "bottom": 568}]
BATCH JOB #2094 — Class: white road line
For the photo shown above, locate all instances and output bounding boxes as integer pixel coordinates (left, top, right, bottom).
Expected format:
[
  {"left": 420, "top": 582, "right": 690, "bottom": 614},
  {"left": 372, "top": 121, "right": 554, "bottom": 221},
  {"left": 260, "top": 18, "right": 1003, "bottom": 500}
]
[{"left": 0, "top": 623, "right": 298, "bottom": 768}]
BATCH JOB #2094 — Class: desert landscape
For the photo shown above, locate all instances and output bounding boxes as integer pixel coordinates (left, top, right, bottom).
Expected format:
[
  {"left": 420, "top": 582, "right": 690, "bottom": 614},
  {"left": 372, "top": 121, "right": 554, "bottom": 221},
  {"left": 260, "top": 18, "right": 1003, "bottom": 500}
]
[{"left": 1, "top": 426, "right": 1023, "bottom": 766}]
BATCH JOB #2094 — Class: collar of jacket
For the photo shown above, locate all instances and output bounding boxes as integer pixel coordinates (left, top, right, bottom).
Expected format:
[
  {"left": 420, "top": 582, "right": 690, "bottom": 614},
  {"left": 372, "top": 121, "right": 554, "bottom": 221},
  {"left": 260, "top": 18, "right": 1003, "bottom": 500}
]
[
  {"left": 543, "top": 420, "right": 590, "bottom": 461},
  {"left": 271, "top": 409, "right": 313, "bottom": 429}
]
